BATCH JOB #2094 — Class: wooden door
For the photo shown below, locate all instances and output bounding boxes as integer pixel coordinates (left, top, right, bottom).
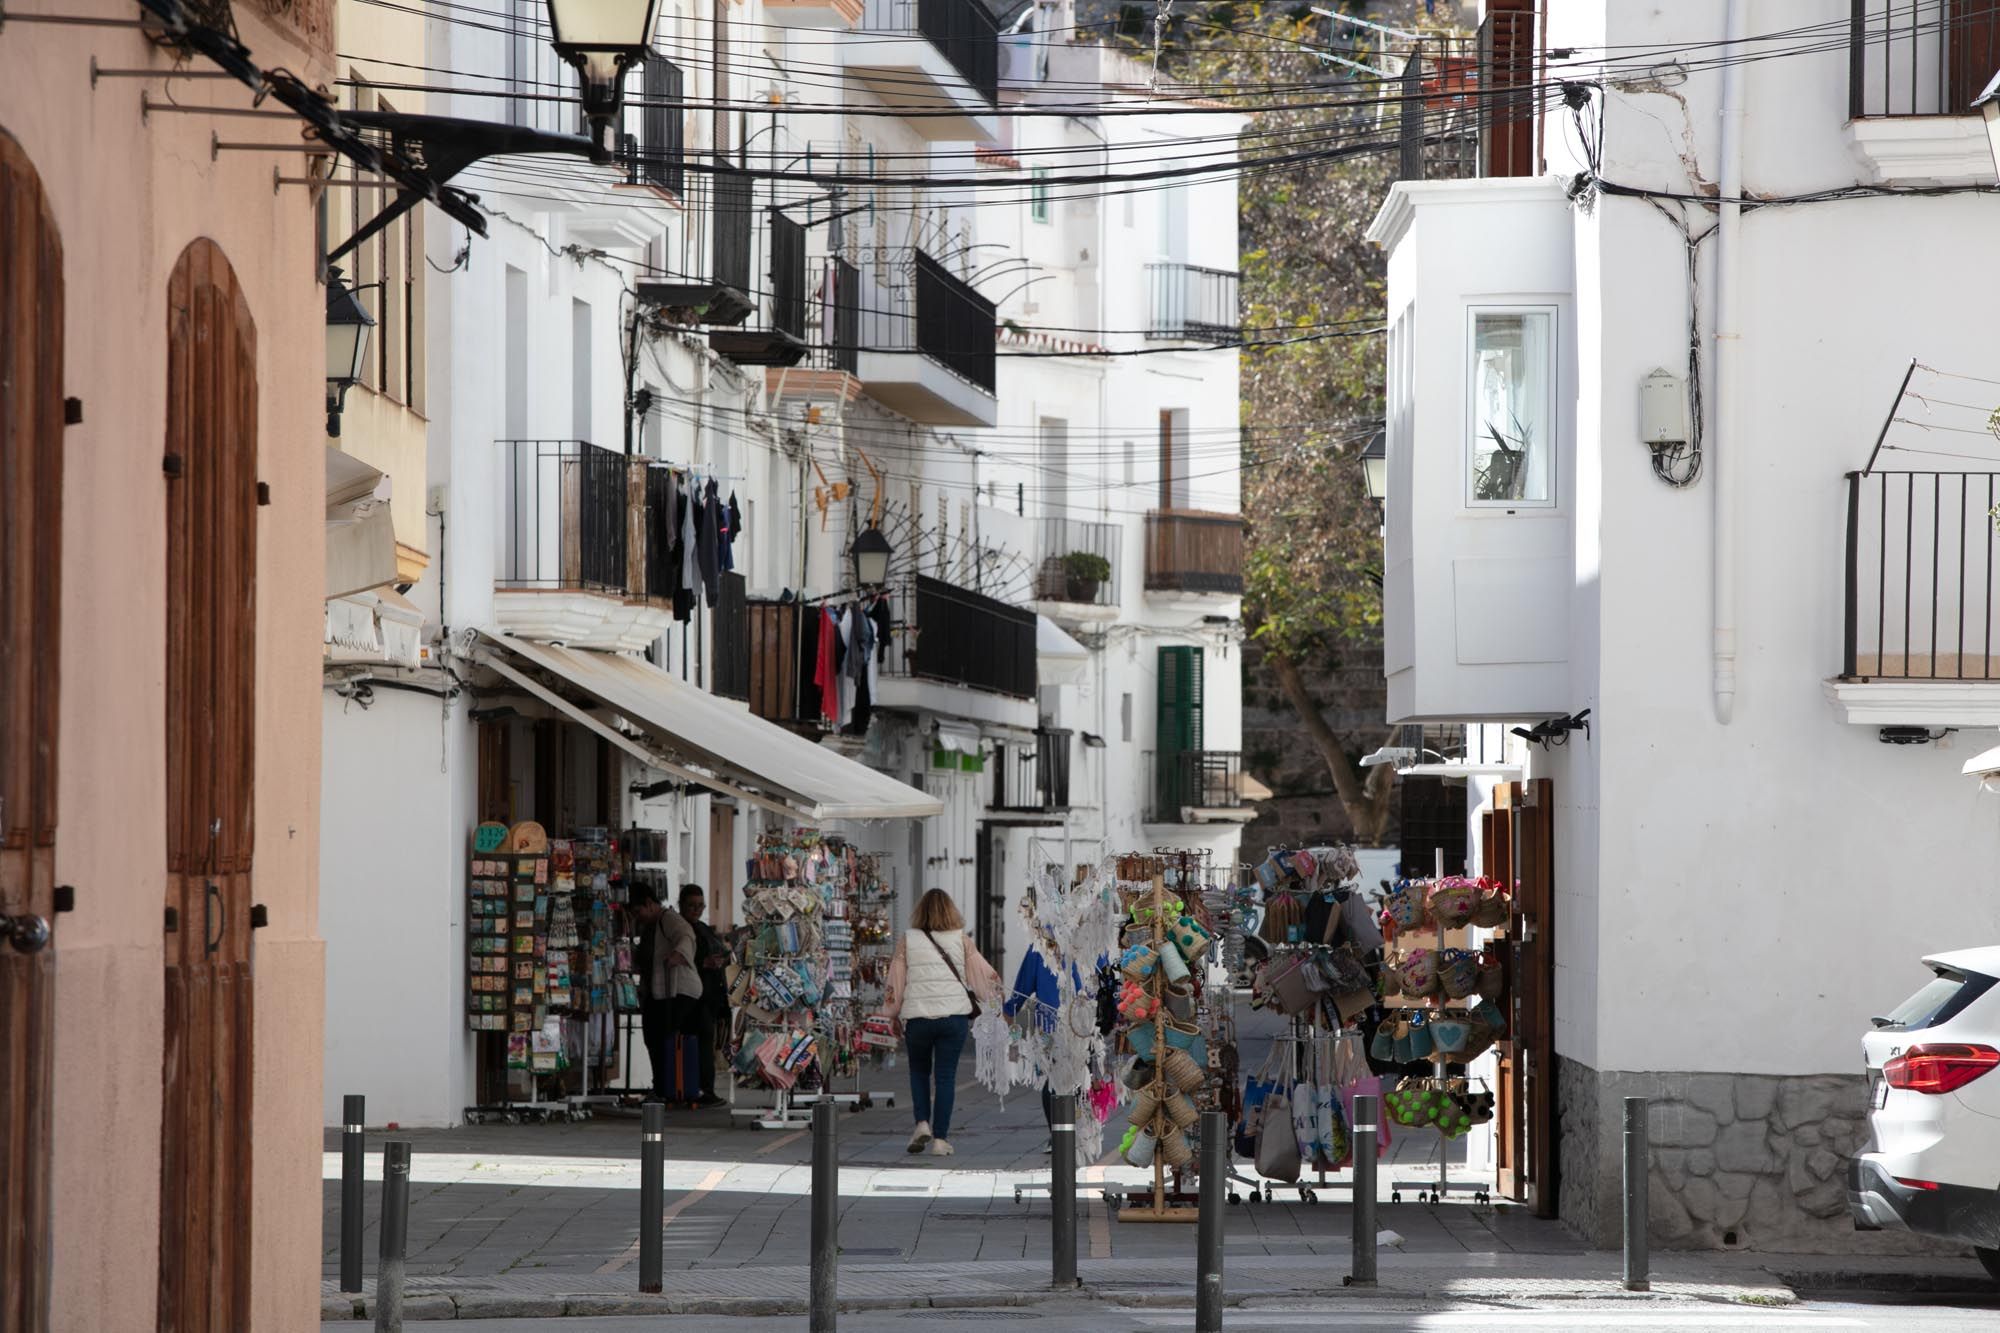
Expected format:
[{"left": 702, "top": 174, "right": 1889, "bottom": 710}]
[
  {"left": 707, "top": 801, "right": 735, "bottom": 929},
  {"left": 1488, "top": 779, "right": 1556, "bottom": 1218},
  {"left": 0, "top": 125, "right": 65, "bottom": 1333},
  {"left": 159, "top": 238, "right": 259, "bottom": 1333}
]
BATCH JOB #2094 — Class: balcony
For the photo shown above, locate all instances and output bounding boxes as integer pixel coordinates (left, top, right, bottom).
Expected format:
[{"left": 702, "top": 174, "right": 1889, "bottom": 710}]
[
  {"left": 1145, "top": 263, "right": 1241, "bottom": 341},
  {"left": 1143, "top": 750, "right": 1250, "bottom": 824},
  {"left": 1389, "top": 5, "right": 1541, "bottom": 182},
  {"left": 634, "top": 164, "right": 754, "bottom": 326},
  {"left": 768, "top": 257, "right": 864, "bottom": 405},
  {"left": 710, "top": 210, "right": 808, "bottom": 367},
  {"left": 991, "top": 727, "right": 1071, "bottom": 816},
  {"left": 873, "top": 574, "right": 1038, "bottom": 728},
  {"left": 1845, "top": 0, "right": 2000, "bottom": 184},
  {"left": 848, "top": 0, "right": 1000, "bottom": 141},
  {"left": 741, "top": 598, "right": 828, "bottom": 731},
  {"left": 1829, "top": 468, "right": 2000, "bottom": 727},
  {"left": 494, "top": 440, "right": 673, "bottom": 651},
  {"left": 1033, "top": 516, "right": 1119, "bottom": 624},
  {"left": 1144, "top": 509, "right": 1244, "bottom": 595},
  {"left": 712, "top": 573, "right": 751, "bottom": 701},
  {"left": 856, "top": 251, "right": 998, "bottom": 427}
]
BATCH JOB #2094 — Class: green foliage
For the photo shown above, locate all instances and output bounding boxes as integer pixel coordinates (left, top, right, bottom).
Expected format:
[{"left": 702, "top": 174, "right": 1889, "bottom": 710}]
[
  {"left": 1116, "top": 2, "right": 1399, "bottom": 667},
  {"left": 1061, "top": 550, "right": 1112, "bottom": 581}
]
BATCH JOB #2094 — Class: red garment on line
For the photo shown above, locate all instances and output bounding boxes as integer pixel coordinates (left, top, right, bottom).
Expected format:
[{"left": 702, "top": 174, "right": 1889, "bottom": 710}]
[{"left": 815, "top": 607, "right": 840, "bottom": 723}]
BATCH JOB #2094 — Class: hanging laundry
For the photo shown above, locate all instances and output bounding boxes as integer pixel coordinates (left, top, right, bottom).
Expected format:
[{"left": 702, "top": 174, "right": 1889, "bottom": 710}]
[
  {"left": 843, "top": 602, "right": 877, "bottom": 736},
  {"left": 868, "top": 596, "right": 893, "bottom": 667},
  {"left": 815, "top": 606, "right": 841, "bottom": 725},
  {"left": 835, "top": 605, "right": 857, "bottom": 725},
  {"left": 696, "top": 479, "right": 723, "bottom": 605},
  {"left": 679, "top": 485, "right": 699, "bottom": 603},
  {"left": 721, "top": 490, "right": 742, "bottom": 573},
  {"left": 668, "top": 485, "right": 694, "bottom": 623}
]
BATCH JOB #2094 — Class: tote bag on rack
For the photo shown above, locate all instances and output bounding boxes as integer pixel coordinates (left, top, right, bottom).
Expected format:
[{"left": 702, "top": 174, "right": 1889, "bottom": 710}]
[{"left": 1254, "top": 1089, "right": 1301, "bottom": 1181}]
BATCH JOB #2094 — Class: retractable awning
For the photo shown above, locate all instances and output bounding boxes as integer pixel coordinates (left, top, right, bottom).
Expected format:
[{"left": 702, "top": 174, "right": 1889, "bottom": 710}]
[{"left": 473, "top": 630, "right": 942, "bottom": 824}]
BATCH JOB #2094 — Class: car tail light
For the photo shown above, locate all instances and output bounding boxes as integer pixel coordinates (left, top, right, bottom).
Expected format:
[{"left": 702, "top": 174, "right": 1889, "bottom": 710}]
[{"left": 1882, "top": 1044, "right": 2000, "bottom": 1095}]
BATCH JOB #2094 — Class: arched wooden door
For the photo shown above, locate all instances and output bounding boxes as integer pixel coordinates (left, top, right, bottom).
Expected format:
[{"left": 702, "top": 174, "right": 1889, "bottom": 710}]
[
  {"left": 158, "top": 238, "right": 258, "bottom": 1333},
  {"left": 0, "top": 125, "right": 66, "bottom": 1333}
]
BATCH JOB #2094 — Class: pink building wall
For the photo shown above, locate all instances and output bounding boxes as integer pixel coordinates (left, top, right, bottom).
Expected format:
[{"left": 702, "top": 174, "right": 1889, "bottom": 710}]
[{"left": 0, "top": 3, "right": 330, "bottom": 1328}]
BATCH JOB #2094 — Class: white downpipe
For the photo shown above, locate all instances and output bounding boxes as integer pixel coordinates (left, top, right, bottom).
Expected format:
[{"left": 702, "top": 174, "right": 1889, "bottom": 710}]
[{"left": 1712, "top": 0, "right": 1747, "bottom": 724}]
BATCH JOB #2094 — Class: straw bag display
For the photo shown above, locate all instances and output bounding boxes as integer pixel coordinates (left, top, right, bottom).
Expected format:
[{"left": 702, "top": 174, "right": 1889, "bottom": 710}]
[
  {"left": 1168, "top": 915, "right": 1214, "bottom": 962},
  {"left": 1158, "top": 1129, "right": 1194, "bottom": 1169},
  {"left": 1427, "top": 878, "right": 1479, "bottom": 929},
  {"left": 1162, "top": 1047, "right": 1205, "bottom": 1093},
  {"left": 1472, "top": 880, "right": 1512, "bottom": 928},
  {"left": 1397, "top": 948, "right": 1439, "bottom": 997},
  {"left": 1163, "top": 1091, "right": 1199, "bottom": 1131},
  {"left": 1438, "top": 948, "right": 1480, "bottom": 1000},
  {"left": 1120, "top": 943, "right": 1161, "bottom": 981},
  {"left": 1123, "top": 1125, "right": 1157, "bottom": 1166},
  {"left": 1162, "top": 979, "right": 1195, "bottom": 1021},
  {"left": 1383, "top": 881, "right": 1429, "bottom": 932},
  {"left": 1127, "top": 1087, "right": 1162, "bottom": 1129},
  {"left": 1159, "top": 939, "right": 1190, "bottom": 982}
]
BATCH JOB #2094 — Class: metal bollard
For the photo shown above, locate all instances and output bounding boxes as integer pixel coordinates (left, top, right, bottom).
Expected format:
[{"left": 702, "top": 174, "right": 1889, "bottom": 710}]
[
  {"left": 374, "top": 1141, "right": 411, "bottom": 1333},
  {"left": 1623, "top": 1096, "right": 1650, "bottom": 1292},
  {"left": 1350, "top": 1093, "right": 1378, "bottom": 1287},
  {"left": 810, "top": 1097, "right": 838, "bottom": 1332},
  {"left": 340, "top": 1094, "right": 365, "bottom": 1293},
  {"left": 1195, "top": 1110, "right": 1225, "bottom": 1333},
  {"left": 1050, "top": 1093, "right": 1078, "bottom": 1289},
  {"left": 639, "top": 1102, "right": 665, "bottom": 1294}
]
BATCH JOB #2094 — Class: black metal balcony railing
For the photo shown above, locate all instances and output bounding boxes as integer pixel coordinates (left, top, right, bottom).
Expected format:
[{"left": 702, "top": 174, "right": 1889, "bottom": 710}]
[
  {"left": 712, "top": 573, "right": 750, "bottom": 700},
  {"left": 913, "top": 250, "right": 997, "bottom": 393},
  {"left": 644, "top": 463, "right": 675, "bottom": 602},
  {"left": 828, "top": 257, "right": 860, "bottom": 374},
  {"left": 1390, "top": 7, "right": 1540, "bottom": 183},
  {"left": 863, "top": 0, "right": 999, "bottom": 107},
  {"left": 1849, "top": 0, "right": 2000, "bottom": 119},
  {"left": 497, "top": 440, "right": 630, "bottom": 594},
  {"left": 1145, "top": 263, "right": 1240, "bottom": 341},
  {"left": 884, "top": 574, "right": 1036, "bottom": 698},
  {"left": 1144, "top": 509, "right": 1244, "bottom": 594},
  {"left": 770, "top": 212, "right": 807, "bottom": 341},
  {"left": 744, "top": 598, "right": 821, "bottom": 728},
  {"left": 992, "top": 727, "right": 1072, "bottom": 813},
  {"left": 1035, "top": 516, "right": 1119, "bottom": 606},
  {"left": 714, "top": 165, "right": 754, "bottom": 295},
  {"left": 1842, "top": 469, "right": 2000, "bottom": 681},
  {"left": 624, "top": 54, "right": 684, "bottom": 195},
  {"left": 1145, "top": 750, "right": 1243, "bottom": 822}
]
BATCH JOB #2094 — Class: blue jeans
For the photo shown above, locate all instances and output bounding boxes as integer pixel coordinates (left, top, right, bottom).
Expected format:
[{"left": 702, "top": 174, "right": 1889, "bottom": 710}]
[{"left": 904, "top": 1015, "right": 971, "bottom": 1139}]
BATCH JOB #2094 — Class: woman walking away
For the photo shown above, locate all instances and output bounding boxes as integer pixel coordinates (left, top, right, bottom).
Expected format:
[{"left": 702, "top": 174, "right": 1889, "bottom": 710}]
[{"left": 885, "top": 888, "right": 1002, "bottom": 1156}]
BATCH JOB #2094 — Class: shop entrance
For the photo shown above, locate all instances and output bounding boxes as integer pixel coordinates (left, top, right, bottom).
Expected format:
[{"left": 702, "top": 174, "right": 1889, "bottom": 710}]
[
  {"left": 1, "top": 126, "right": 64, "bottom": 1333},
  {"left": 1483, "top": 777, "right": 1556, "bottom": 1217},
  {"left": 159, "top": 238, "right": 260, "bottom": 1330}
]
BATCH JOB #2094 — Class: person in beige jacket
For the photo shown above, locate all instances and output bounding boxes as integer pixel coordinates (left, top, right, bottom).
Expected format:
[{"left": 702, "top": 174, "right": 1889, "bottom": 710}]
[
  {"left": 633, "top": 891, "right": 703, "bottom": 1103},
  {"left": 884, "top": 888, "right": 1002, "bottom": 1156}
]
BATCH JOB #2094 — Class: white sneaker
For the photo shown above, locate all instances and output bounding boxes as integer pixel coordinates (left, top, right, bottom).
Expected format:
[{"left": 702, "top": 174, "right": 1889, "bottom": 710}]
[
  {"left": 907, "top": 1121, "right": 933, "bottom": 1154},
  {"left": 930, "top": 1138, "right": 954, "bottom": 1157}
]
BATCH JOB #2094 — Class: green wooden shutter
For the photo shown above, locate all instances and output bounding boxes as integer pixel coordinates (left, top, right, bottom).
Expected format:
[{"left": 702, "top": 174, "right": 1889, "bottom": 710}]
[{"left": 1156, "top": 647, "right": 1205, "bottom": 812}]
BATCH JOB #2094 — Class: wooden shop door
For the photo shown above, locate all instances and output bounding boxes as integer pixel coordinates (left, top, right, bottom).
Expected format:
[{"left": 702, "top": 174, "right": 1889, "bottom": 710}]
[
  {"left": 1483, "top": 778, "right": 1556, "bottom": 1217},
  {"left": 0, "top": 125, "right": 66, "bottom": 1333},
  {"left": 158, "top": 238, "right": 260, "bottom": 1332}
]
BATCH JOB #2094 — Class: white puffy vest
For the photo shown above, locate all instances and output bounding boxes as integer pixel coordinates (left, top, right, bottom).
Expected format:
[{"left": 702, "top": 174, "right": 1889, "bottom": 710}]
[{"left": 902, "top": 928, "right": 972, "bottom": 1021}]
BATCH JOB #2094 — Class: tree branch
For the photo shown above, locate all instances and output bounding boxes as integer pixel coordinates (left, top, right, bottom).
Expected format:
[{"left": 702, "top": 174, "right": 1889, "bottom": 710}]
[{"left": 1267, "top": 648, "right": 1395, "bottom": 846}]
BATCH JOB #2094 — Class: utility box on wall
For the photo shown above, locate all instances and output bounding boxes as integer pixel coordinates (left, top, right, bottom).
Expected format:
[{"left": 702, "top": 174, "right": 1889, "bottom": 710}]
[{"left": 1367, "top": 179, "right": 1576, "bottom": 722}]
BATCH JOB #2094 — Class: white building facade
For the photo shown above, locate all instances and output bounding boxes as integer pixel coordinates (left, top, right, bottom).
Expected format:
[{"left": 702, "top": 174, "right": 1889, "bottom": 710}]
[
  {"left": 318, "top": 2, "right": 1250, "bottom": 1124},
  {"left": 1368, "top": 0, "right": 2000, "bottom": 1249}
]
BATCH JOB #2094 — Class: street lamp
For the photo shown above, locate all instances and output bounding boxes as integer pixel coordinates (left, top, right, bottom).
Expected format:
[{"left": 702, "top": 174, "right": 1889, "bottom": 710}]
[
  {"left": 325, "top": 267, "right": 376, "bottom": 438},
  {"left": 1978, "top": 69, "right": 2000, "bottom": 179},
  {"left": 546, "top": 0, "right": 665, "bottom": 155},
  {"left": 851, "top": 524, "right": 893, "bottom": 587},
  {"left": 1359, "top": 427, "right": 1388, "bottom": 503}
]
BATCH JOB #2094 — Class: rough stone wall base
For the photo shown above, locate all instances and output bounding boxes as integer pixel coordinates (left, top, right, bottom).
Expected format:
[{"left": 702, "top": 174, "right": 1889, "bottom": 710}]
[{"left": 1555, "top": 1056, "right": 1962, "bottom": 1255}]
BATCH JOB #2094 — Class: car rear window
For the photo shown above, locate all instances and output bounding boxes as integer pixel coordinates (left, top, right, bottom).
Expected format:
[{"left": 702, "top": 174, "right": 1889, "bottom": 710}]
[{"left": 1876, "top": 968, "right": 1996, "bottom": 1032}]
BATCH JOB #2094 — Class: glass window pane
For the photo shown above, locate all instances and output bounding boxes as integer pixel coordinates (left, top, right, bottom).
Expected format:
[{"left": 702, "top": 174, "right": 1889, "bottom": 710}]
[{"left": 1469, "top": 310, "right": 1553, "bottom": 505}]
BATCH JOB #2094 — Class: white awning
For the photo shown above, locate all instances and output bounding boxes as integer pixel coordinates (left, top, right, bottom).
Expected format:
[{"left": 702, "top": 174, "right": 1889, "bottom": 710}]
[
  {"left": 326, "top": 447, "right": 397, "bottom": 600},
  {"left": 933, "top": 721, "right": 982, "bottom": 753},
  {"left": 473, "top": 630, "right": 942, "bottom": 824}
]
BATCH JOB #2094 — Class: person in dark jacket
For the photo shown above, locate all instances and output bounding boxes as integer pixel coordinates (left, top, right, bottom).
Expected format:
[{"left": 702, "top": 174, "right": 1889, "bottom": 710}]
[{"left": 677, "top": 882, "right": 730, "bottom": 1106}]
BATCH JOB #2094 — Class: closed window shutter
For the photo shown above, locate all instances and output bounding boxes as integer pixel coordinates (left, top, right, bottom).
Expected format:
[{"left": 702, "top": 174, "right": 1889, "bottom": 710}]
[{"left": 1155, "top": 646, "right": 1204, "bottom": 811}]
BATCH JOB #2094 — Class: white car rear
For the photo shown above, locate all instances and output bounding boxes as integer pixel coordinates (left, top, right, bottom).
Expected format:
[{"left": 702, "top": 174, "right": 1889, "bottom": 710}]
[{"left": 1849, "top": 947, "right": 2000, "bottom": 1281}]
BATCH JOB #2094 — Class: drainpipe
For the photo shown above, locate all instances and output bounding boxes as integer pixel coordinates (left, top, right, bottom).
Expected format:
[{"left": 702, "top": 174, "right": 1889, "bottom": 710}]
[{"left": 1712, "top": 0, "right": 1747, "bottom": 724}]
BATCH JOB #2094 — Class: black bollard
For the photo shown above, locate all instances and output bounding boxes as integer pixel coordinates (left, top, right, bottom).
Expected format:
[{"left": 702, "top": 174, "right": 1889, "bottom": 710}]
[
  {"left": 1196, "top": 1110, "right": 1225, "bottom": 1332},
  {"left": 1623, "top": 1096, "right": 1650, "bottom": 1292},
  {"left": 639, "top": 1101, "right": 665, "bottom": 1294},
  {"left": 1050, "top": 1092, "right": 1078, "bottom": 1289},
  {"left": 810, "top": 1097, "right": 838, "bottom": 1332},
  {"left": 374, "top": 1141, "right": 411, "bottom": 1333},
  {"left": 1350, "top": 1093, "right": 1378, "bottom": 1287},
  {"left": 340, "top": 1094, "right": 365, "bottom": 1293}
]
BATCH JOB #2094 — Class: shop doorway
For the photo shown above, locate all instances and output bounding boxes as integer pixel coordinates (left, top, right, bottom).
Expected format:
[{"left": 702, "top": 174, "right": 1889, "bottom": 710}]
[
  {"left": 973, "top": 825, "right": 1006, "bottom": 981},
  {"left": 0, "top": 126, "right": 64, "bottom": 1333},
  {"left": 159, "top": 238, "right": 260, "bottom": 1329},
  {"left": 1483, "top": 778, "right": 1556, "bottom": 1218}
]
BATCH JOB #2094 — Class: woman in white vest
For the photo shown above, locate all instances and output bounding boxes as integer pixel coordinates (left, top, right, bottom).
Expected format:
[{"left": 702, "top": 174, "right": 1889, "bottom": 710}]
[{"left": 885, "top": 888, "right": 1002, "bottom": 1156}]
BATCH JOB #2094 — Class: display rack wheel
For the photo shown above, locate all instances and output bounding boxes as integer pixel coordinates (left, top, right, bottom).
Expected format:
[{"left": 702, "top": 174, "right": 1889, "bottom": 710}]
[
  {"left": 1226, "top": 1192, "right": 1239, "bottom": 1206},
  {"left": 1262, "top": 1185, "right": 1274, "bottom": 1203},
  {"left": 1391, "top": 1190, "right": 1402, "bottom": 1204},
  {"left": 1305, "top": 1190, "right": 1318, "bottom": 1205},
  {"left": 1475, "top": 1191, "right": 1491, "bottom": 1205},
  {"left": 1014, "top": 1186, "right": 1024, "bottom": 1204}
]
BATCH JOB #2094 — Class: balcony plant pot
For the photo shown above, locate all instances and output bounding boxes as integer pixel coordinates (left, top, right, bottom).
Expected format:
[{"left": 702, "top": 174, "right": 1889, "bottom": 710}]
[{"left": 1061, "top": 550, "right": 1110, "bottom": 603}]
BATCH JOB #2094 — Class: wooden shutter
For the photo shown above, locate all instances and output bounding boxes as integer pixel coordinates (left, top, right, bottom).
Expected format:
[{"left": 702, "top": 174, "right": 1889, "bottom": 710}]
[
  {"left": 0, "top": 124, "right": 64, "bottom": 1333},
  {"left": 159, "top": 237, "right": 259, "bottom": 1333},
  {"left": 1155, "top": 646, "right": 1204, "bottom": 811}
]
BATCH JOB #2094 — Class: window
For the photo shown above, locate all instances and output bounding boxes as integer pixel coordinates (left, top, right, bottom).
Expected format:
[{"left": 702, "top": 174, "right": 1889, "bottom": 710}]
[
  {"left": 636, "top": 54, "right": 685, "bottom": 195},
  {"left": 1466, "top": 307, "right": 1555, "bottom": 507},
  {"left": 1030, "top": 167, "right": 1051, "bottom": 224},
  {"left": 572, "top": 299, "right": 592, "bottom": 443},
  {"left": 1158, "top": 408, "right": 1189, "bottom": 510}
]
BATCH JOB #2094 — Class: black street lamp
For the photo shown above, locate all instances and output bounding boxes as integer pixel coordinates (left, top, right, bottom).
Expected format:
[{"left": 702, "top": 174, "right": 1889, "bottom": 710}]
[
  {"left": 851, "top": 524, "right": 893, "bottom": 587},
  {"left": 546, "top": 0, "right": 665, "bottom": 156},
  {"left": 325, "top": 267, "right": 376, "bottom": 438},
  {"left": 1359, "top": 427, "right": 1387, "bottom": 503}
]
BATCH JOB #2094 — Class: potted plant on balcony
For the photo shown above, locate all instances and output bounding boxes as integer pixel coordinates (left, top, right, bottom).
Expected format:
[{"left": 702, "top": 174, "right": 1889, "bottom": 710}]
[{"left": 1061, "top": 550, "right": 1111, "bottom": 603}]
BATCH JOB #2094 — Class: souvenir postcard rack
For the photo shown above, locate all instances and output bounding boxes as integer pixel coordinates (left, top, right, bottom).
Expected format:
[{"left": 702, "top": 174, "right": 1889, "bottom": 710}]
[{"left": 463, "top": 823, "right": 622, "bottom": 1123}]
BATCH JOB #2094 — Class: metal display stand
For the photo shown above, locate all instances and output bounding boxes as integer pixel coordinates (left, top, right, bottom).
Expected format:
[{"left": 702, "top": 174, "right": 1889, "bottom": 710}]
[{"left": 1390, "top": 848, "right": 1491, "bottom": 1205}]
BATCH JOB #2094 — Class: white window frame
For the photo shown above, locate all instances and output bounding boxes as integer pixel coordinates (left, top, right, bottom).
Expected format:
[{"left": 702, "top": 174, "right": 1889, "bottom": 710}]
[{"left": 1463, "top": 304, "right": 1557, "bottom": 511}]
